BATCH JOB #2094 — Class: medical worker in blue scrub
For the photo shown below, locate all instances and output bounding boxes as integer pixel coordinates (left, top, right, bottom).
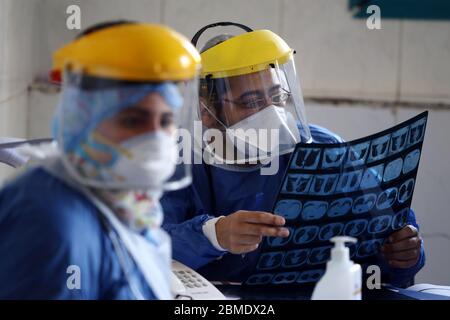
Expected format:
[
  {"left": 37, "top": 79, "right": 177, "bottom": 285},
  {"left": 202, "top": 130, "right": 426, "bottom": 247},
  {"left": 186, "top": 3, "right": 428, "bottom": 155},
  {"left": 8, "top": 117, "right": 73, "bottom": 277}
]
[
  {"left": 161, "top": 22, "right": 425, "bottom": 287},
  {"left": 0, "top": 21, "right": 201, "bottom": 299}
]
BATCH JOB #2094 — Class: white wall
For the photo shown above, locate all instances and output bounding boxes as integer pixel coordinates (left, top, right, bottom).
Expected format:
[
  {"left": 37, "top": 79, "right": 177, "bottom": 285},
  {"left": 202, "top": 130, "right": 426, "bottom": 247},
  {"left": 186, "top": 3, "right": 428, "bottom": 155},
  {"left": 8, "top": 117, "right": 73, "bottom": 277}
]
[
  {"left": 0, "top": 0, "right": 41, "bottom": 180},
  {"left": 1, "top": 0, "right": 450, "bottom": 285}
]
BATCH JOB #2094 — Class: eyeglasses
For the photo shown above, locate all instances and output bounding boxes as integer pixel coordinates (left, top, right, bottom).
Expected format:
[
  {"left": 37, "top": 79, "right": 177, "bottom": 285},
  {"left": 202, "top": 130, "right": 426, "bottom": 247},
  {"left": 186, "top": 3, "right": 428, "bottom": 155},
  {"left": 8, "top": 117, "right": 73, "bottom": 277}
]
[{"left": 223, "top": 88, "right": 291, "bottom": 110}]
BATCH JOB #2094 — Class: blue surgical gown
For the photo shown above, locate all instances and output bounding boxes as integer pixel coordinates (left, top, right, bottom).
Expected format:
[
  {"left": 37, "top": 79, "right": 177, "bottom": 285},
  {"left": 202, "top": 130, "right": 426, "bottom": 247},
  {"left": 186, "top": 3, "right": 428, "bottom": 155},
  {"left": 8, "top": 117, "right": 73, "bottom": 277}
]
[
  {"left": 161, "top": 124, "right": 425, "bottom": 287},
  {"left": 0, "top": 167, "right": 156, "bottom": 299}
]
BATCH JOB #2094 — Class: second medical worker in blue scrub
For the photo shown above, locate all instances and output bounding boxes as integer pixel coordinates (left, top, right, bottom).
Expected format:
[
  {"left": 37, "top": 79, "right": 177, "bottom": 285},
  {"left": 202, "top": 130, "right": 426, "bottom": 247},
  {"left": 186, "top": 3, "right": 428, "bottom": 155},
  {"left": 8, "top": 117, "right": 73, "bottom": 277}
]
[
  {"left": 0, "top": 22, "right": 201, "bottom": 299},
  {"left": 161, "top": 22, "right": 425, "bottom": 287}
]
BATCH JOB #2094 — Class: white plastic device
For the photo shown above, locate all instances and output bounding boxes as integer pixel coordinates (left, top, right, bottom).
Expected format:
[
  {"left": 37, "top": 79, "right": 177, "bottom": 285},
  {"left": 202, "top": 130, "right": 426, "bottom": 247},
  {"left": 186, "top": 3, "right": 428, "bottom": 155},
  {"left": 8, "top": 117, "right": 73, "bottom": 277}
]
[{"left": 171, "top": 260, "right": 226, "bottom": 300}]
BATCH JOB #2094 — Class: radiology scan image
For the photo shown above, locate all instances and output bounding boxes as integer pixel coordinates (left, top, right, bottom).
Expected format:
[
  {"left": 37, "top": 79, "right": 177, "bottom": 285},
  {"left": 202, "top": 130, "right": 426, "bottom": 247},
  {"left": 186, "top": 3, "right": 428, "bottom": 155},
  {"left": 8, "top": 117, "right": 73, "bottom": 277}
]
[{"left": 245, "top": 112, "right": 428, "bottom": 286}]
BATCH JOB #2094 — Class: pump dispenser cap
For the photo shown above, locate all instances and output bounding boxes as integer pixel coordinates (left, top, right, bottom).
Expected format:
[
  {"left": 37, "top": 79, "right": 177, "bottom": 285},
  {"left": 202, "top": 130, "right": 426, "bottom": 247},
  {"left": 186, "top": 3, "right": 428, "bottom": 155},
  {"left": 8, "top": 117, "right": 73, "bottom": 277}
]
[{"left": 330, "top": 236, "right": 357, "bottom": 262}]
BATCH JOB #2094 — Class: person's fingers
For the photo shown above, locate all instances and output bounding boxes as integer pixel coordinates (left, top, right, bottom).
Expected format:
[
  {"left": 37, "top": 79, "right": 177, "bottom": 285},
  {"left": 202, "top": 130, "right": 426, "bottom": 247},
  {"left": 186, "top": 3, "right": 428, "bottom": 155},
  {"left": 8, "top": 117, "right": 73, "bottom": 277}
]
[
  {"left": 382, "top": 237, "right": 421, "bottom": 253},
  {"left": 216, "top": 211, "right": 289, "bottom": 252},
  {"left": 388, "top": 225, "right": 418, "bottom": 243},
  {"left": 383, "top": 248, "right": 419, "bottom": 261},
  {"left": 231, "top": 234, "right": 263, "bottom": 246},
  {"left": 238, "top": 211, "right": 286, "bottom": 227},
  {"left": 239, "top": 223, "right": 290, "bottom": 237},
  {"left": 388, "top": 259, "right": 418, "bottom": 269}
]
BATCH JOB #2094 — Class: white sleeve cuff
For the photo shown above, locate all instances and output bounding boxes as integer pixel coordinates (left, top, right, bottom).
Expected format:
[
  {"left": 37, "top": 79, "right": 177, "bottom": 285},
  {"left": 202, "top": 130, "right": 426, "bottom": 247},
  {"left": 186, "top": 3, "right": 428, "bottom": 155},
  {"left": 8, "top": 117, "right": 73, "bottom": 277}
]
[{"left": 202, "top": 216, "right": 227, "bottom": 252}]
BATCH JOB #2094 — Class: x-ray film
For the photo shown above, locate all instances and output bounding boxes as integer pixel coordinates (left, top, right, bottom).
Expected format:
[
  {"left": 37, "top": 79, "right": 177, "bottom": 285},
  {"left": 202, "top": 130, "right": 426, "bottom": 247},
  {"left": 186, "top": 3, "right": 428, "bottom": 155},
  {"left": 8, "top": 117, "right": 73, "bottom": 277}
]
[{"left": 245, "top": 111, "right": 428, "bottom": 286}]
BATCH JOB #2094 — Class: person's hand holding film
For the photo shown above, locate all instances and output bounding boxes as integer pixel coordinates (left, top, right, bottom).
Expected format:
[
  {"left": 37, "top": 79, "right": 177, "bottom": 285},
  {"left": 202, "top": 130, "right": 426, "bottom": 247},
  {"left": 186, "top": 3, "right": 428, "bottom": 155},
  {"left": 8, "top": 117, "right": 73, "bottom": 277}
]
[
  {"left": 215, "top": 211, "right": 289, "bottom": 254},
  {"left": 381, "top": 225, "right": 422, "bottom": 268}
]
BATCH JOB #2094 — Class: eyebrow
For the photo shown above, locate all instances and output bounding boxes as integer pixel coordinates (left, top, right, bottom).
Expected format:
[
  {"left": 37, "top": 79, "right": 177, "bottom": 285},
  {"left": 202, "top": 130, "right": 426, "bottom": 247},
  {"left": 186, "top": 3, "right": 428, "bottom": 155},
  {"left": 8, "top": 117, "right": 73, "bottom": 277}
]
[
  {"left": 161, "top": 111, "right": 174, "bottom": 118},
  {"left": 237, "top": 84, "right": 282, "bottom": 101},
  {"left": 268, "top": 84, "right": 282, "bottom": 95},
  {"left": 119, "top": 107, "right": 173, "bottom": 117},
  {"left": 119, "top": 107, "right": 150, "bottom": 117}
]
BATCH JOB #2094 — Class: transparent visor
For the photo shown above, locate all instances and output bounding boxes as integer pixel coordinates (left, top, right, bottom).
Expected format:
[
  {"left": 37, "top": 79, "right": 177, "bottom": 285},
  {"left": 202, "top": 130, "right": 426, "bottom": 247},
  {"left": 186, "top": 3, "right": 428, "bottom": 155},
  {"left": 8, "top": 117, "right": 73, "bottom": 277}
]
[
  {"left": 54, "top": 71, "right": 198, "bottom": 191},
  {"left": 194, "top": 58, "right": 311, "bottom": 170}
]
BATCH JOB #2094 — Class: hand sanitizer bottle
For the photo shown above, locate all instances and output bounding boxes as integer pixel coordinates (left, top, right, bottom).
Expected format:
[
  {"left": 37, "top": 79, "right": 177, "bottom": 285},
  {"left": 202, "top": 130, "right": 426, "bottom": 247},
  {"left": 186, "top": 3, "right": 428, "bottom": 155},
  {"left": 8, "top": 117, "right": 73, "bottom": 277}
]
[{"left": 311, "top": 236, "right": 362, "bottom": 300}]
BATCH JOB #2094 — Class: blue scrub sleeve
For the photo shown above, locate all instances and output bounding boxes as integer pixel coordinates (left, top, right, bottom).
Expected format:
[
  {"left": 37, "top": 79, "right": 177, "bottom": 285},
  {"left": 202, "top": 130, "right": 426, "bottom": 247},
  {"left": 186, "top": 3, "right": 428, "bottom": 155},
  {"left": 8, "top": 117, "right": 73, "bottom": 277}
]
[
  {"left": 164, "top": 215, "right": 227, "bottom": 269},
  {"left": 161, "top": 187, "right": 226, "bottom": 270},
  {"left": 0, "top": 189, "right": 99, "bottom": 299}
]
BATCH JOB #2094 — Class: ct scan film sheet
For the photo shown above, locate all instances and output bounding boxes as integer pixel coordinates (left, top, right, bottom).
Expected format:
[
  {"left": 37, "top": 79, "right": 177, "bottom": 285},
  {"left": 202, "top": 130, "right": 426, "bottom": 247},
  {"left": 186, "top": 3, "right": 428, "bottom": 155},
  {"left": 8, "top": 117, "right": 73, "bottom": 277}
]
[{"left": 245, "top": 111, "right": 428, "bottom": 286}]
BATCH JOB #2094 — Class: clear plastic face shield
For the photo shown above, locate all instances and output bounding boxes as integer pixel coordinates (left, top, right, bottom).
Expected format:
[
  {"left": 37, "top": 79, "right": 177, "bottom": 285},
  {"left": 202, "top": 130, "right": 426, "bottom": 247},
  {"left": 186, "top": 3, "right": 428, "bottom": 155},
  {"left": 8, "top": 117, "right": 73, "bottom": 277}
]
[
  {"left": 53, "top": 70, "right": 198, "bottom": 192},
  {"left": 200, "top": 60, "right": 311, "bottom": 165},
  {"left": 191, "top": 23, "right": 311, "bottom": 171}
]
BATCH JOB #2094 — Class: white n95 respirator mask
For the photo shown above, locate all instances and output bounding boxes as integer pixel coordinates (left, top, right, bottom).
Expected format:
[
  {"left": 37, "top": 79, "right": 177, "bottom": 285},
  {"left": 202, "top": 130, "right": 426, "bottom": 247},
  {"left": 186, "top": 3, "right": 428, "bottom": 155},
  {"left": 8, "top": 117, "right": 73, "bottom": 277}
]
[
  {"left": 67, "top": 130, "right": 179, "bottom": 190},
  {"left": 111, "top": 131, "right": 178, "bottom": 188},
  {"left": 226, "top": 105, "right": 301, "bottom": 162}
]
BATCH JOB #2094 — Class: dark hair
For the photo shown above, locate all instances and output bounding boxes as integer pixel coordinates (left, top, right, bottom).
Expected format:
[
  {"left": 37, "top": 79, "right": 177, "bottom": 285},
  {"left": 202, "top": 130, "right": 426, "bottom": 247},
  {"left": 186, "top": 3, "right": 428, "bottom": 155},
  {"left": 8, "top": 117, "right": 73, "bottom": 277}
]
[{"left": 76, "top": 20, "right": 137, "bottom": 39}]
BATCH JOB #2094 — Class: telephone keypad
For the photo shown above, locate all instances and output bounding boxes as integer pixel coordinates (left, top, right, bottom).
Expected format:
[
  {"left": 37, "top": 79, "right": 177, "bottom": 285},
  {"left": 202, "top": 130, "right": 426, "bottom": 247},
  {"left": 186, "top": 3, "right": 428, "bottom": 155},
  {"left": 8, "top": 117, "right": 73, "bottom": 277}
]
[{"left": 174, "top": 270, "right": 209, "bottom": 289}]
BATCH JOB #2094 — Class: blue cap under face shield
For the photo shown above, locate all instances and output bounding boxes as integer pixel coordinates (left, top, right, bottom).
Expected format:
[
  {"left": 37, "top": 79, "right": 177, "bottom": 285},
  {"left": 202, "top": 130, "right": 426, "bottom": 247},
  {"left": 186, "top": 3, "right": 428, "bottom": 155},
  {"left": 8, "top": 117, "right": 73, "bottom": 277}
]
[
  {"left": 52, "top": 73, "right": 198, "bottom": 191},
  {"left": 52, "top": 80, "right": 183, "bottom": 153}
]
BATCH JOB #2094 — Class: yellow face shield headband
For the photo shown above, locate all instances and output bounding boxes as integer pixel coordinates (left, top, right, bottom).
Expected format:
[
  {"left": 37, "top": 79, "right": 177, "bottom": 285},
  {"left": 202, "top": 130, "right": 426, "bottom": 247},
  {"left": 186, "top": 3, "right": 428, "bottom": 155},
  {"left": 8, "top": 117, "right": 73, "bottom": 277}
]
[
  {"left": 52, "top": 23, "right": 201, "bottom": 82},
  {"left": 191, "top": 22, "right": 294, "bottom": 79}
]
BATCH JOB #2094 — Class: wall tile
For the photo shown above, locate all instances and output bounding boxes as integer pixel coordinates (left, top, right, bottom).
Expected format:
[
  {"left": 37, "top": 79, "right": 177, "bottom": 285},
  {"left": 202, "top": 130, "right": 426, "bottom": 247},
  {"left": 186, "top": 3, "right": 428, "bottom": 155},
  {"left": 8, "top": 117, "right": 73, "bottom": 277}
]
[
  {"left": 306, "top": 101, "right": 396, "bottom": 140},
  {"left": 36, "top": 0, "right": 162, "bottom": 76},
  {"left": 397, "top": 108, "right": 450, "bottom": 284},
  {"left": 282, "top": 0, "right": 401, "bottom": 100},
  {"left": 400, "top": 21, "right": 450, "bottom": 104},
  {"left": 163, "top": 0, "right": 281, "bottom": 49}
]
